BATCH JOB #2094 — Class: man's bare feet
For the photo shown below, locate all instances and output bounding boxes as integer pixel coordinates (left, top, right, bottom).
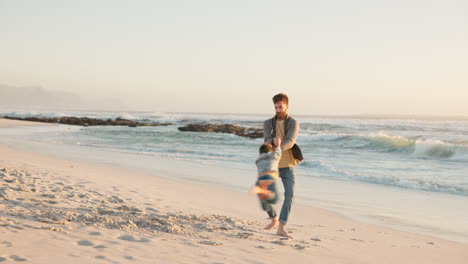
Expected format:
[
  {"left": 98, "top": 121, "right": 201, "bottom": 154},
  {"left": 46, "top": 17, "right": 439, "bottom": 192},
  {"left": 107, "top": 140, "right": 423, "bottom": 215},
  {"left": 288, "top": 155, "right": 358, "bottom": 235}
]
[
  {"left": 276, "top": 223, "right": 292, "bottom": 238},
  {"left": 264, "top": 217, "right": 278, "bottom": 230}
]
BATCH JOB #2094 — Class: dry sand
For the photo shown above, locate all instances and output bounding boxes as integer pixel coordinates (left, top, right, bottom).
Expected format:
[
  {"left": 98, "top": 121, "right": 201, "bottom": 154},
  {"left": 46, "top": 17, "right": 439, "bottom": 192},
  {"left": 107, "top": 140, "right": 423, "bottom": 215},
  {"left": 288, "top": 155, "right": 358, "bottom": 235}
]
[{"left": 1, "top": 118, "right": 467, "bottom": 263}]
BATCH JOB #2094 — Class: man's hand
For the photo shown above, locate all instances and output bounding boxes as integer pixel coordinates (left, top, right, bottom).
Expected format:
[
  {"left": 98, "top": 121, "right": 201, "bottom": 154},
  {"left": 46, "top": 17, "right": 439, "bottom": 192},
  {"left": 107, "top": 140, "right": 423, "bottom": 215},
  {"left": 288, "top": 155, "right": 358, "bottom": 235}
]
[{"left": 273, "top": 136, "right": 281, "bottom": 147}]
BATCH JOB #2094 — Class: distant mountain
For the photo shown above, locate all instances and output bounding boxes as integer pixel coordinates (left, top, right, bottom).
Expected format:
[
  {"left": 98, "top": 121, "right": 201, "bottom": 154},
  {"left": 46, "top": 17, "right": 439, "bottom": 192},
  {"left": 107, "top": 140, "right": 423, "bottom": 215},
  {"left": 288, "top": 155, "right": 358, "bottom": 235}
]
[{"left": 0, "top": 84, "right": 124, "bottom": 110}]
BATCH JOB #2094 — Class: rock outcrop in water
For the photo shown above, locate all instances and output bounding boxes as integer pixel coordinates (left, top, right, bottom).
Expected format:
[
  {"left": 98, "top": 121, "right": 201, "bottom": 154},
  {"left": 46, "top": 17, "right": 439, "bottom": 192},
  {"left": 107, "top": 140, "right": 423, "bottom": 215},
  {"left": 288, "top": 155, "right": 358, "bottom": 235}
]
[
  {"left": 178, "top": 123, "right": 263, "bottom": 139},
  {"left": 2, "top": 116, "right": 173, "bottom": 127}
]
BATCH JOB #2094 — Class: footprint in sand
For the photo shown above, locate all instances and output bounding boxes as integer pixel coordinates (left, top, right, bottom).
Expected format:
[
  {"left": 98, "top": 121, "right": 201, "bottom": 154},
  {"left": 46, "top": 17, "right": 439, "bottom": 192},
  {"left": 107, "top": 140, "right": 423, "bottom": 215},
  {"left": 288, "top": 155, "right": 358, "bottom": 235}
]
[
  {"left": 7, "top": 225, "right": 24, "bottom": 230},
  {"left": 4, "top": 178, "right": 17, "bottom": 184},
  {"left": 293, "top": 244, "right": 309, "bottom": 250},
  {"left": 94, "top": 245, "right": 107, "bottom": 249},
  {"left": 89, "top": 190, "right": 103, "bottom": 196},
  {"left": 272, "top": 240, "right": 288, "bottom": 246},
  {"left": 108, "top": 196, "right": 124, "bottom": 203},
  {"left": 255, "top": 245, "right": 269, "bottom": 249},
  {"left": 77, "top": 240, "right": 94, "bottom": 246},
  {"left": 235, "top": 232, "right": 254, "bottom": 239},
  {"left": 1, "top": 241, "right": 13, "bottom": 247},
  {"left": 145, "top": 207, "right": 159, "bottom": 213},
  {"left": 117, "top": 205, "right": 141, "bottom": 212},
  {"left": 9, "top": 255, "right": 28, "bottom": 262},
  {"left": 117, "top": 235, "right": 150, "bottom": 243},
  {"left": 199, "top": 240, "right": 223, "bottom": 246},
  {"left": 89, "top": 232, "right": 101, "bottom": 236}
]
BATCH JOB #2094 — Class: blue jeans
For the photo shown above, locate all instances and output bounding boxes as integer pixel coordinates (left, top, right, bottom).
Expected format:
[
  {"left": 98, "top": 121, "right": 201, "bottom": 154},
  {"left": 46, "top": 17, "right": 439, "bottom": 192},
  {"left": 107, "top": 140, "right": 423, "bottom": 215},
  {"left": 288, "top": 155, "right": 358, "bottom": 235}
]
[
  {"left": 257, "top": 174, "right": 278, "bottom": 219},
  {"left": 278, "top": 167, "right": 295, "bottom": 224}
]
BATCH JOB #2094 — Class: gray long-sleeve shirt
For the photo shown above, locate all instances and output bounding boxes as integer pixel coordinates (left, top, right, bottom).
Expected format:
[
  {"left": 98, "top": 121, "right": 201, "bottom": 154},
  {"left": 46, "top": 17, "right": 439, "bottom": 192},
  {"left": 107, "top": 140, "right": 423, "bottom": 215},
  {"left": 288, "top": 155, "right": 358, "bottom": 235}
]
[
  {"left": 263, "top": 115, "right": 299, "bottom": 151},
  {"left": 255, "top": 147, "right": 282, "bottom": 176}
]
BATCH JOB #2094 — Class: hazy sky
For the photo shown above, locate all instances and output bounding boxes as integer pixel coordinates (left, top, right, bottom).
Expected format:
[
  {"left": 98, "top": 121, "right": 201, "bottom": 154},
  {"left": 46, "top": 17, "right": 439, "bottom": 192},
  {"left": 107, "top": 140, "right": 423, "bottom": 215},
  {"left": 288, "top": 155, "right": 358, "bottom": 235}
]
[{"left": 1, "top": 0, "right": 467, "bottom": 115}]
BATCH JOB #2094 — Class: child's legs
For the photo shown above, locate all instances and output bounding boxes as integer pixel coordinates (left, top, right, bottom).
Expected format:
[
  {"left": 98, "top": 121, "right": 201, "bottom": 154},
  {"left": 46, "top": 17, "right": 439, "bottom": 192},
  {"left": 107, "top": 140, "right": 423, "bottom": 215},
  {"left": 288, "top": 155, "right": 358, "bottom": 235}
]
[
  {"left": 257, "top": 174, "right": 278, "bottom": 218},
  {"left": 260, "top": 199, "right": 277, "bottom": 219},
  {"left": 265, "top": 180, "right": 278, "bottom": 204},
  {"left": 256, "top": 174, "right": 278, "bottom": 203}
]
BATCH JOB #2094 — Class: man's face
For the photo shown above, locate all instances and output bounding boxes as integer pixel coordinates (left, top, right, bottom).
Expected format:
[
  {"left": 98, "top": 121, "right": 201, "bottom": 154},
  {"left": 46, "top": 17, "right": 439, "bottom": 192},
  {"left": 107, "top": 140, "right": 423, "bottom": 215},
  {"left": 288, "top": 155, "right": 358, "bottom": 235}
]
[{"left": 274, "top": 101, "right": 288, "bottom": 117}]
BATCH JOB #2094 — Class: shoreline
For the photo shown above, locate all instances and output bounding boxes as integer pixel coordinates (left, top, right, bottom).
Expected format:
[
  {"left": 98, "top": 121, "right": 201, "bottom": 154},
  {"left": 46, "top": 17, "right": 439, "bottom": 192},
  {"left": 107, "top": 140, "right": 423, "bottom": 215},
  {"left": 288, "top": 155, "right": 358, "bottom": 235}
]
[{"left": 1, "top": 118, "right": 468, "bottom": 263}]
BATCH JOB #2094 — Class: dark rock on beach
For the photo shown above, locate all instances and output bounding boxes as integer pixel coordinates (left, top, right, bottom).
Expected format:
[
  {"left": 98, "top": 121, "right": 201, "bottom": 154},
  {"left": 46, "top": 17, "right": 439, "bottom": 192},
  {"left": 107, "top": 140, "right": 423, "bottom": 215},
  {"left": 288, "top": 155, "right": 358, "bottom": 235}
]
[
  {"left": 178, "top": 123, "right": 263, "bottom": 139},
  {"left": 2, "top": 116, "right": 173, "bottom": 127}
]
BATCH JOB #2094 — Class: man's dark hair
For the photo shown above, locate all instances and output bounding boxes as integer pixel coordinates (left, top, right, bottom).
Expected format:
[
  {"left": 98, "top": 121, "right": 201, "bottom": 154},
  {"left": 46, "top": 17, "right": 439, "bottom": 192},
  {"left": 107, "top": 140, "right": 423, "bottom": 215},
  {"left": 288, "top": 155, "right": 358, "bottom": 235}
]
[
  {"left": 272, "top": 93, "right": 289, "bottom": 105},
  {"left": 259, "top": 144, "right": 273, "bottom": 154}
]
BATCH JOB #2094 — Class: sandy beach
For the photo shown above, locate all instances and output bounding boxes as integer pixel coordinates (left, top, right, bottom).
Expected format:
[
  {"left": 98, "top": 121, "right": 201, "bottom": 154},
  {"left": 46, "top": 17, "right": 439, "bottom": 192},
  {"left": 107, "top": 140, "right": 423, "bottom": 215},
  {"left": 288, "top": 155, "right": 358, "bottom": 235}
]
[{"left": 1, "top": 118, "right": 467, "bottom": 264}]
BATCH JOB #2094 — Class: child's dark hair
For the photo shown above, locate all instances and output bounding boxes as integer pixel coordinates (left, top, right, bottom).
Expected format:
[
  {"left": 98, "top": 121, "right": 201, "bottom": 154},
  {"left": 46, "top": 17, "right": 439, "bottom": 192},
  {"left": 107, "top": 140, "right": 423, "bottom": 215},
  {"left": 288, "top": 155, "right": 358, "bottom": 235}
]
[{"left": 259, "top": 143, "right": 273, "bottom": 154}]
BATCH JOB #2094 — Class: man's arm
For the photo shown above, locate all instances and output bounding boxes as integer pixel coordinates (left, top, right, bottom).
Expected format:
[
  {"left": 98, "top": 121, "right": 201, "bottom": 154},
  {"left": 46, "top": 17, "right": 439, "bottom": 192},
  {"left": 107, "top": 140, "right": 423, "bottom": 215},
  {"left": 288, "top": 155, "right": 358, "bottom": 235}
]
[
  {"left": 272, "top": 137, "right": 282, "bottom": 159},
  {"left": 263, "top": 119, "right": 274, "bottom": 144},
  {"left": 281, "top": 118, "right": 299, "bottom": 151}
]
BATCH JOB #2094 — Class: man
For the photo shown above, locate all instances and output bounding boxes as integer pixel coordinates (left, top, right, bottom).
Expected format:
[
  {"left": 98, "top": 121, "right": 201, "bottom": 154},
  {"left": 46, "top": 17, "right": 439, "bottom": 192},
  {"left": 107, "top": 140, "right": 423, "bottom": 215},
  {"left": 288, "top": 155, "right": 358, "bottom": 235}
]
[{"left": 263, "top": 93, "right": 299, "bottom": 238}]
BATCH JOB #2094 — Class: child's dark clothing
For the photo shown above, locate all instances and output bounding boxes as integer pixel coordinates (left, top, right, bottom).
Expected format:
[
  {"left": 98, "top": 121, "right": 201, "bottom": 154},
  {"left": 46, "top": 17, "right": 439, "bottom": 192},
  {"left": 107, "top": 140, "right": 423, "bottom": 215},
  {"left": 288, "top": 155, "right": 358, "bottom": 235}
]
[{"left": 255, "top": 146, "right": 281, "bottom": 219}]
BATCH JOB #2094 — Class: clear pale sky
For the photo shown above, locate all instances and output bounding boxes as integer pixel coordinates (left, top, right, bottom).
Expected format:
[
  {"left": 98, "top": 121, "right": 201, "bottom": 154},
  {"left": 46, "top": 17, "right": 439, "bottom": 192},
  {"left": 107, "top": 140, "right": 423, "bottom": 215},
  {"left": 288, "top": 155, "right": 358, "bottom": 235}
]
[{"left": 1, "top": 0, "right": 467, "bottom": 116}]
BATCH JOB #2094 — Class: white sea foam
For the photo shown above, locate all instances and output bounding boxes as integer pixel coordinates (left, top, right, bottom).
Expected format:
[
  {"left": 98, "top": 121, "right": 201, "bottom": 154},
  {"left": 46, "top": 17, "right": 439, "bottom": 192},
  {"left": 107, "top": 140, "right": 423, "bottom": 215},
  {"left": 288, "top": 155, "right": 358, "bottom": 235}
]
[{"left": 307, "top": 160, "right": 468, "bottom": 196}]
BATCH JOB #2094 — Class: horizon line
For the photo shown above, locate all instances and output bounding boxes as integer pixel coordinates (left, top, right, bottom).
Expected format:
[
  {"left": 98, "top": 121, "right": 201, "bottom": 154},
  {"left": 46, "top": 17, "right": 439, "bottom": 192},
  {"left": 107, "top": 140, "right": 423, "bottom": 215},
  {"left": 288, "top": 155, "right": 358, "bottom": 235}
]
[{"left": 1, "top": 107, "right": 468, "bottom": 121}]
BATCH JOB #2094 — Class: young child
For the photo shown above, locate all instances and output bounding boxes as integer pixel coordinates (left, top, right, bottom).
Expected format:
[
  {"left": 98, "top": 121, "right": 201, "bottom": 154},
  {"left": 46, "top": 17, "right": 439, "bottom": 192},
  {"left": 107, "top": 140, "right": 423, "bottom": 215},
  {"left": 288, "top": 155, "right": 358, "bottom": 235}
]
[{"left": 251, "top": 136, "right": 282, "bottom": 229}]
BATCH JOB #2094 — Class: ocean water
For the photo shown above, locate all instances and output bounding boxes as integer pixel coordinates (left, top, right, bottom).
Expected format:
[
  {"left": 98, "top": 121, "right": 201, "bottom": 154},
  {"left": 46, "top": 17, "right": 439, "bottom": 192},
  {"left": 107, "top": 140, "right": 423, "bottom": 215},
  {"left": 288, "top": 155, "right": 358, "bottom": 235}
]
[{"left": 1, "top": 109, "right": 468, "bottom": 243}]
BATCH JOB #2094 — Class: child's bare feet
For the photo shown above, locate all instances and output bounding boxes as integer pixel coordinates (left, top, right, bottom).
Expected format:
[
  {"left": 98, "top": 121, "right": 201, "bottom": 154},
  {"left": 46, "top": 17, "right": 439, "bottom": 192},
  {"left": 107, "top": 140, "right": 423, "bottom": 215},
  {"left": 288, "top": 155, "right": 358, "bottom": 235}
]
[
  {"left": 250, "top": 186, "right": 263, "bottom": 194},
  {"left": 277, "top": 223, "right": 292, "bottom": 238},
  {"left": 250, "top": 186, "right": 273, "bottom": 200},
  {"left": 264, "top": 217, "right": 278, "bottom": 230},
  {"left": 257, "top": 179, "right": 274, "bottom": 189}
]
